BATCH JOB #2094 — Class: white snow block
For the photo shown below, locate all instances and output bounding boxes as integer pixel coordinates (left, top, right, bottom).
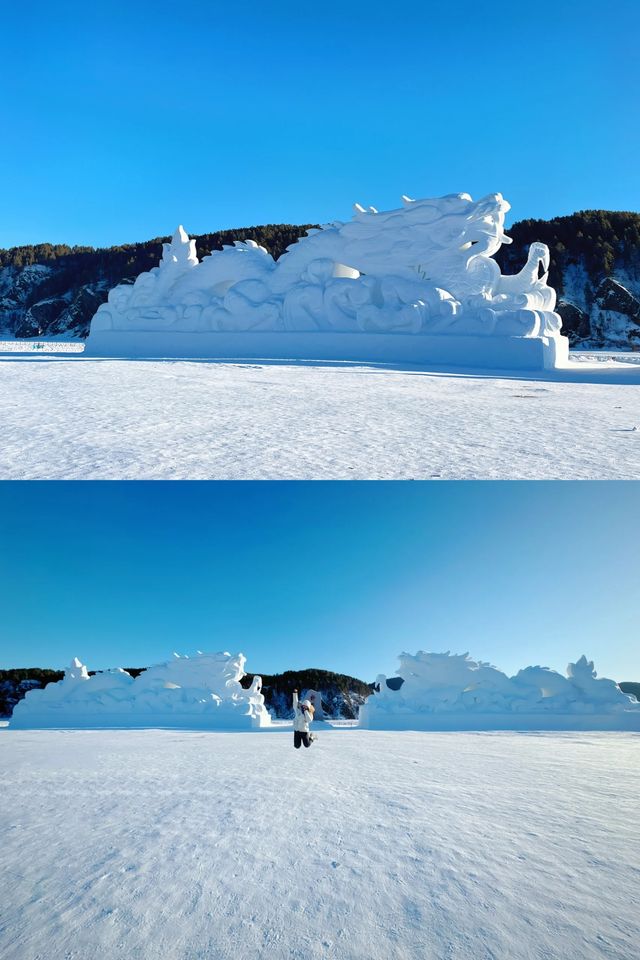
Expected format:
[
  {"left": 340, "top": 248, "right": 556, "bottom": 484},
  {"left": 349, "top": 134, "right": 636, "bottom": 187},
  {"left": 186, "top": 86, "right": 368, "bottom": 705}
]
[
  {"left": 360, "top": 652, "right": 640, "bottom": 731},
  {"left": 85, "top": 192, "right": 569, "bottom": 371},
  {"left": 10, "top": 652, "right": 272, "bottom": 730}
]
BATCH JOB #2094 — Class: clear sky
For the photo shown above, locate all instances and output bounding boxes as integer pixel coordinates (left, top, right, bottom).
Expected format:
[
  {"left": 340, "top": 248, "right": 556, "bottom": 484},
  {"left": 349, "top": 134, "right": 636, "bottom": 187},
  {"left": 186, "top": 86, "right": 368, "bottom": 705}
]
[
  {"left": 1, "top": 0, "right": 638, "bottom": 249},
  {"left": 0, "top": 481, "right": 638, "bottom": 683}
]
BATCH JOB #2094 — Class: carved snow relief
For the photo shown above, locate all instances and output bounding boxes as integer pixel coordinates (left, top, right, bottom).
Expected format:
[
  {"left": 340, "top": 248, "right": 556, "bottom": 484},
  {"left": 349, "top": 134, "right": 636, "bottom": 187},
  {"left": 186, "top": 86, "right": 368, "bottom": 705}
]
[
  {"left": 87, "top": 193, "right": 568, "bottom": 368},
  {"left": 360, "top": 651, "right": 640, "bottom": 730},
  {"left": 10, "top": 652, "right": 272, "bottom": 729}
]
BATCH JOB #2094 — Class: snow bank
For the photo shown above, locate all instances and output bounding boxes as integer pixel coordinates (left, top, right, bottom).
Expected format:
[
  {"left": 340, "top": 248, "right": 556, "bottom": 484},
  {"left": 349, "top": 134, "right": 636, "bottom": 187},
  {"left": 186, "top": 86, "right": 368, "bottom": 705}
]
[
  {"left": 360, "top": 651, "right": 640, "bottom": 730},
  {"left": 85, "top": 193, "right": 568, "bottom": 370},
  {"left": 9, "top": 652, "right": 272, "bottom": 730}
]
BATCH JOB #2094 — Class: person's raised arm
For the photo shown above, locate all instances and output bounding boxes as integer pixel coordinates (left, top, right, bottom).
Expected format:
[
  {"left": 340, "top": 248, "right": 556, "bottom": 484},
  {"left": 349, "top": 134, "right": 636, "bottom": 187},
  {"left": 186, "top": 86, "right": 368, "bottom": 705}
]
[{"left": 292, "top": 688, "right": 299, "bottom": 712}]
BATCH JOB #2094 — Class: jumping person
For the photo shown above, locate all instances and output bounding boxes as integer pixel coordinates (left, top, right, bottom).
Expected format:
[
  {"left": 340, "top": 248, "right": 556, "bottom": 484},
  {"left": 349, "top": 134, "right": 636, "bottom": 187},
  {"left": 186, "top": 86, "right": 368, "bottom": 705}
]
[{"left": 292, "top": 688, "right": 315, "bottom": 749}]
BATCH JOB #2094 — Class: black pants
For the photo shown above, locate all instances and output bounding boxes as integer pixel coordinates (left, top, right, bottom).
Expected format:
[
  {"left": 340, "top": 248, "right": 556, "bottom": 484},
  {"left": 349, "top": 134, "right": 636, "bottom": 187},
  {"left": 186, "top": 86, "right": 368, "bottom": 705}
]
[{"left": 294, "top": 731, "right": 311, "bottom": 749}]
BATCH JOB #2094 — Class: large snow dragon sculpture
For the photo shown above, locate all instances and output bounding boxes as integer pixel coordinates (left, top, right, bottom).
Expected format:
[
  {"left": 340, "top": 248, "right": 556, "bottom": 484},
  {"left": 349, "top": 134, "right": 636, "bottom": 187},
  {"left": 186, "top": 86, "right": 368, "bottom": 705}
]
[
  {"left": 10, "top": 651, "right": 272, "bottom": 730},
  {"left": 359, "top": 651, "right": 640, "bottom": 730},
  {"left": 89, "top": 192, "right": 562, "bottom": 339}
]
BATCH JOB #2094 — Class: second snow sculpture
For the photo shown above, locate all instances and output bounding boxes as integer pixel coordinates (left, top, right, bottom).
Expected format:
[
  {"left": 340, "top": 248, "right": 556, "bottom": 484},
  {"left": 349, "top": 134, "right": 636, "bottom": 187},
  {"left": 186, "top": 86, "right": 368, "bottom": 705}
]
[
  {"left": 10, "top": 651, "right": 272, "bottom": 730},
  {"left": 86, "top": 193, "right": 568, "bottom": 370},
  {"left": 360, "top": 651, "right": 640, "bottom": 731}
]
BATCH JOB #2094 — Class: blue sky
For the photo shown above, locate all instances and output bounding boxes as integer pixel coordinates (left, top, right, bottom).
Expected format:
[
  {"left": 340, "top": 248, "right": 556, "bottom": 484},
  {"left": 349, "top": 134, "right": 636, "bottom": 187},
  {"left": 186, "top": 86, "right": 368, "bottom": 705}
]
[
  {"left": 1, "top": 0, "right": 638, "bottom": 248},
  {"left": 0, "top": 481, "right": 638, "bottom": 682}
]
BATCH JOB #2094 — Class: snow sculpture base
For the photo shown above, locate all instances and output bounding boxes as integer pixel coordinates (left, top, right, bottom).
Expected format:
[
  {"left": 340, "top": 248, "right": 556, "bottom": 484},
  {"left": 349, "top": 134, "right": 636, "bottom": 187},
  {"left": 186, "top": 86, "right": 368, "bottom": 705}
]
[
  {"left": 84, "top": 330, "right": 567, "bottom": 371},
  {"left": 359, "top": 712, "right": 640, "bottom": 732}
]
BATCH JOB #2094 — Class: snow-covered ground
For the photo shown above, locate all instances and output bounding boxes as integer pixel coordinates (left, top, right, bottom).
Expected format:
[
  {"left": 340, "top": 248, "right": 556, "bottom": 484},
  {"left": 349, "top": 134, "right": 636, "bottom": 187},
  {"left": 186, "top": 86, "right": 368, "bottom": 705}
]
[
  {"left": 0, "top": 340, "right": 83, "bottom": 352},
  {"left": 1, "top": 732, "right": 638, "bottom": 960},
  {"left": 2, "top": 355, "right": 640, "bottom": 479}
]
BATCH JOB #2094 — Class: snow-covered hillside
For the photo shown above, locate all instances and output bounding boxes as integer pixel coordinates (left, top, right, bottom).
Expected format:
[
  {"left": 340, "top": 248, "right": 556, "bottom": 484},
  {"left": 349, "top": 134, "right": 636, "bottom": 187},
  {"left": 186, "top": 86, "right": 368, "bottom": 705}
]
[
  {"left": 495, "top": 211, "right": 640, "bottom": 349},
  {"left": 1, "top": 729, "right": 638, "bottom": 960},
  {"left": 0, "top": 262, "right": 109, "bottom": 338},
  {"left": 2, "top": 357, "right": 640, "bottom": 479},
  {"left": 560, "top": 268, "right": 640, "bottom": 349}
]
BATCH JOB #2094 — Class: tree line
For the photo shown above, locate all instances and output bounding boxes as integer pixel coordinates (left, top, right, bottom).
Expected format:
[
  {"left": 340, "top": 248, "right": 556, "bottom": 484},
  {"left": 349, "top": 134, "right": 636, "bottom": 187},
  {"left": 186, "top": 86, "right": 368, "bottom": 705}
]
[{"left": 496, "top": 209, "right": 640, "bottom": 301}]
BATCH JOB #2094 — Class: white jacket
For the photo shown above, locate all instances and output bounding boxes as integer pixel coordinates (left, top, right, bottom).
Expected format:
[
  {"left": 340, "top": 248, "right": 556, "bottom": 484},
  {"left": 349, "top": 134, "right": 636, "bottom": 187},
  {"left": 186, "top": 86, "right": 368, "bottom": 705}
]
[{"left": 292, "top": 691, "right": 314, "bottom": 733}]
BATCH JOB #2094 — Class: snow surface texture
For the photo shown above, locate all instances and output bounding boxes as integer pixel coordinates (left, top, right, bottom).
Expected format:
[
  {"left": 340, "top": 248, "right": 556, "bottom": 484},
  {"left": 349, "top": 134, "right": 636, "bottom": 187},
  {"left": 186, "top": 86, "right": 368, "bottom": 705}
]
[
  {"left": 1, "top": 729, "right": 638, "bottom": 960},
  {"left": 361, "top": 652, "right": 640, "bottom": 731},
  {"left": 2, "top": 354, "right": 640, "bottom": 479},
  {"left": 86, "top": 193, "right": 568, "bottom": 369},
  {"left": 10, "top": 653, "right": 271, "bottom": 730},
  {"left": 0, "top": 339, "right": 82, "bottom": 352}
]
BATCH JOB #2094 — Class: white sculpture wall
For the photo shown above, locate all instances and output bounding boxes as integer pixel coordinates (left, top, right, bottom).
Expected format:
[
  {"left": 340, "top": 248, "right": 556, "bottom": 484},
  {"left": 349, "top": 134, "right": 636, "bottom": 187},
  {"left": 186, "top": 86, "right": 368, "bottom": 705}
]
[
  {"left": 85, "top": 193, "right": 569, "bottom": 370},
  {"left": 10, "top": 652, "right": 272, "bottom": 730},
  {"left": 359, "top": 651, "right": 640, "bottom": 731}
]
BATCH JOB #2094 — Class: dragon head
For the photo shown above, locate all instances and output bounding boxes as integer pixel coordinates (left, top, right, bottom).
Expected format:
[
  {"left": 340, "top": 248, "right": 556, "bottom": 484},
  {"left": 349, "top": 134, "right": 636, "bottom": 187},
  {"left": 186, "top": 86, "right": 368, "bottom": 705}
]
[{"left": 333, "top": 192, "right": 512, "bottom": 280}]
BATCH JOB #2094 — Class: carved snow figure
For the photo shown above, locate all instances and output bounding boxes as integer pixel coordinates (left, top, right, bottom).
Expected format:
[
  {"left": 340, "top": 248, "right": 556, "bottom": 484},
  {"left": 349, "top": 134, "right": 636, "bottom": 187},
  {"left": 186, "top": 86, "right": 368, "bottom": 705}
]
[
  {"left": 86, "top": 193, "right": 568, "bottom": 369},
  {"left": 10, "top": 651, "right": 272, "bottom": 729},
  {"left": 360, "top": 651, "right": 640, "bottom": 731},
  {"left": 302, "top": 689, "right": 325, "bottom": 720}
]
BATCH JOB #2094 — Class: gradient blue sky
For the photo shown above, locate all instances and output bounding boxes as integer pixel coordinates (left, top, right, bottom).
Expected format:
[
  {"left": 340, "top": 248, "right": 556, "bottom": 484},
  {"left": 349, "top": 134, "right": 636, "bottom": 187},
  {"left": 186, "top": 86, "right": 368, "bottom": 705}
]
[
  {"left": 0, "top": 482, "right": 638, "bottom": 682},
  {"left": 1, "top": 1, "right": 638, "bottom": 249}
]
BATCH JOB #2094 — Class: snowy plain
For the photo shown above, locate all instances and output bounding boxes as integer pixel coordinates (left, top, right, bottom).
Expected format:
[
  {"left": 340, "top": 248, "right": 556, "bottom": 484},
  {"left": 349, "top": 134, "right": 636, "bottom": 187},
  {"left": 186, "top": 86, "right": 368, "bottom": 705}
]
[
  {"left": 1, "top": 728, "right": 639, "bottom": 960},
  {"left": 2, "top": 353, "right": 640, "bottom": 479}
]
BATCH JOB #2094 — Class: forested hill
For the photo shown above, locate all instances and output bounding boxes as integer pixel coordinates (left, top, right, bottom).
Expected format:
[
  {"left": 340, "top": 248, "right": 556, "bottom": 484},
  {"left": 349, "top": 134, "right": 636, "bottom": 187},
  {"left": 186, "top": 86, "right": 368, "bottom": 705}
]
[
  {"left": 2, "top": 210, "right": 640, "bottom": 347},
  {"left": 239, "top": 668, "right": 372, "bottom": 719}
]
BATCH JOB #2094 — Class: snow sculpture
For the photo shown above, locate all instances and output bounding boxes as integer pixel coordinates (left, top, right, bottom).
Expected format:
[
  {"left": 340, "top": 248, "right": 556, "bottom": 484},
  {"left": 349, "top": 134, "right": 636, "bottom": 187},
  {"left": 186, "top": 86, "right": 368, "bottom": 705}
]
[
  {"left": 85, "top": 193, "right": 568, "bottom": 370},
  {"left": 302, "top": 689, "right": 325, "bottom": 720},
  {"left": 10, "top": 652, "right": 272, "bottom": 730},
  {"left": 360, "top": 651, "right": 640, "bottom": 731}
]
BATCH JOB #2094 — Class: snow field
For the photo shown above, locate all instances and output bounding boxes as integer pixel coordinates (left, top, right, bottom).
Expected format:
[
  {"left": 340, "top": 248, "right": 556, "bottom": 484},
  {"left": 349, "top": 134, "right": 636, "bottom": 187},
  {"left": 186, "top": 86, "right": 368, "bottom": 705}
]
[
  {"left": 0, "top": 340, "right": 83, "bottom": 353},
  {"left": 2, "top": 357, "right": 640, "bottom": 478},
  {"left": 1, "top": 729, "right": 639, "bottom": 960}
]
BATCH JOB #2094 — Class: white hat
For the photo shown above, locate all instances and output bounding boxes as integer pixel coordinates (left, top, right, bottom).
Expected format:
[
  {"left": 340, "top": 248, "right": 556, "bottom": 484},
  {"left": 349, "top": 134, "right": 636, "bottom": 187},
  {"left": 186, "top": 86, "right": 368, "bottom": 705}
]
[{"left": 302, "top": 699, "right": 312, "bottom": 708}]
